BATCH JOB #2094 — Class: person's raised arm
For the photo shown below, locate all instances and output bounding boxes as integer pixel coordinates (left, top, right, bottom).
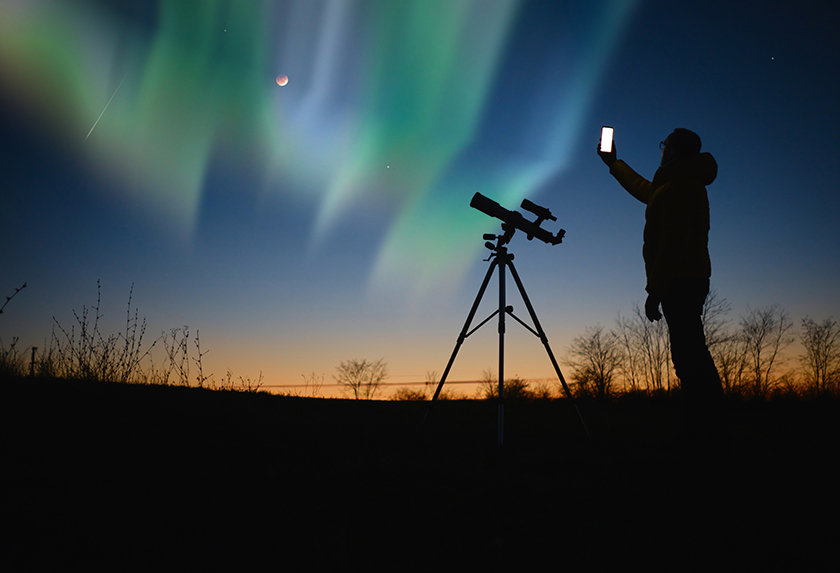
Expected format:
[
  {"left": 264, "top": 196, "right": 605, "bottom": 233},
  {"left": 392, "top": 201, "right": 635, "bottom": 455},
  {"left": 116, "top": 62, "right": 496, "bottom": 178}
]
[{"left": 598, "top": 138, "right": 654, "bottom": 204}]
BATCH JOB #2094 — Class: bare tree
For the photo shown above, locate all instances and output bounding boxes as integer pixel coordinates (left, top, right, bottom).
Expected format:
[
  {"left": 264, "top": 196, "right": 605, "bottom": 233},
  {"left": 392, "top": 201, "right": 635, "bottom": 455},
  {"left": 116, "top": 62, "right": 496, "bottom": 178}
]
[
  {"left": 799, "top": 317, "right": 840, "bottom": 397},
  {"left": 709, "top": 327, "right": 747, "bottom": 396},
  {"left": 641, "top": 310, "right": 673, "bottom": 392},
  {"left": 702, "top": 287, "right": 732, "bottom": 353},
  {"left": 615, "top": 313, "right": 643, "bottom": 392},
  {"left": 614, "top": 304, "right": 672, "bottom": 393},
  {"left": 477, "top": 367, "right": 497, "bottom": 399},
  {"left": 740, "top": 305, "right": 794, "bottom": 398},
  {"left": 566, "top": 325, "right": 623, "bottom": 399},
  {"left": 424, "top": 370, "right": 438, "bottom": 398},
  {"left": 334, "top": 358, "right": 388, "bottom": 400},
  {"left": 701, "top": 288, "right": 747, "bottom": 395}
]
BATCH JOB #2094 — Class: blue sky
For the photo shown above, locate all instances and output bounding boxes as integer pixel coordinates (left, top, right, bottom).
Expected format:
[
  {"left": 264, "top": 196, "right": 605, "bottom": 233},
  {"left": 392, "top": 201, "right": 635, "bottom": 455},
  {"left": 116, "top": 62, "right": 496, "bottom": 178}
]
[{"left": 2, "top": 0, "right": 838, "bottom": 396}]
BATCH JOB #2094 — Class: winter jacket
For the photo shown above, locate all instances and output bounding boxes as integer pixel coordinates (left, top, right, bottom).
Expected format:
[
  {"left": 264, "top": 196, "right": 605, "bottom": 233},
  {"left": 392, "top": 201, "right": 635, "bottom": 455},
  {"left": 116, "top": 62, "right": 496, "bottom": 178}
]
[{"left": 609, "top": 152, "right": 717, "bottom": 299}]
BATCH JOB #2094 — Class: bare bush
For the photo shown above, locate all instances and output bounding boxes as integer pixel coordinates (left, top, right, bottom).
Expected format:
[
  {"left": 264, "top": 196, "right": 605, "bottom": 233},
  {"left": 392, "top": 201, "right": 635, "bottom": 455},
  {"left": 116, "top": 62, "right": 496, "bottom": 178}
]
[
  {"left": 530, "top": 379, "right": 559, "bottom": 400},
  {"left": 0, "top": 282, "right": 278, "bottom": 395},
  {"left": 193, "top": 330, "right": 211, "bottom": 388},
  {"left": 477, "top": 368, "right": 532, "bottom": 400},
  {"left": 0, "top": 337, "right": 25, "bottom": 377},
  {"left": 391, "top": 387, "right": 427, "bottom": 401},
  {"left": 220, "top": 369, "right": 264, "bottom": 393},
  {"left": 298, "top": 372, "right": 325, "bottom": 398},
  {"left": 11, "top": 283, "right": 218, "bottom": 390},
  {"left": 566, "top": 325, "right": 623, "bottom": 399},
  {"left": 47, "top": 282, "right": 156, "bottom": 383}
]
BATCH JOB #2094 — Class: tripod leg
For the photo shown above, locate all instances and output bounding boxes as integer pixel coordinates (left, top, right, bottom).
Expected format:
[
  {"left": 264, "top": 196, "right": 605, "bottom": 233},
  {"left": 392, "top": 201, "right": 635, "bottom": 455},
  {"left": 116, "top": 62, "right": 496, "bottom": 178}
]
[
  {"left": 507, "top": 260, "right": 591, "bottom": 438},
  {"left": 497, "top": 254, "right": 506, "bottom": 446},
  {"left": 421, "top": 259, "right": 498, "bottom": 426}
]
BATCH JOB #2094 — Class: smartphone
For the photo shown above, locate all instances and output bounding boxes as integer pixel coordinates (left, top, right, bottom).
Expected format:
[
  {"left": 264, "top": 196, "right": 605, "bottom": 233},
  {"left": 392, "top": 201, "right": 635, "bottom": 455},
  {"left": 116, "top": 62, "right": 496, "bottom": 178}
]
[{"left": 600, "top": 126, "right": 614, "bottom": 153}]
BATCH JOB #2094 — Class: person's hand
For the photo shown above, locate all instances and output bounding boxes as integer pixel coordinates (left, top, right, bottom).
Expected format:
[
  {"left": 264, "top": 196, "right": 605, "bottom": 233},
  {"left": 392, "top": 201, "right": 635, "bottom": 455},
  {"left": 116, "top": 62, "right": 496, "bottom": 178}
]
[
  {"left": 597, "top": 139, "right": 617, "bottom": 168},
  {"left": 645, "top": 294, "right": 662, "bottom": 322}
]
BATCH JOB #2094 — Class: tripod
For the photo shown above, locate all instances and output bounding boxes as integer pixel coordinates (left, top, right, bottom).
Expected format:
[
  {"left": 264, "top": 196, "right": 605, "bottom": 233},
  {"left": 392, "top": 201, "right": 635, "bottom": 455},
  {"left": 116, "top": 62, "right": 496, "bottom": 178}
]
[{"left": 422, "top": 224, "right": 590, "bottom": 445}]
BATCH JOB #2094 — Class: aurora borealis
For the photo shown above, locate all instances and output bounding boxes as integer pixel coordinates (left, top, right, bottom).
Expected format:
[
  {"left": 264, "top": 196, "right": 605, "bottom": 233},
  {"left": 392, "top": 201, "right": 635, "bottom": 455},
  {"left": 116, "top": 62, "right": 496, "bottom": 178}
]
[{"left": 1, "top": 0, "right": 638, "bottom": 291}]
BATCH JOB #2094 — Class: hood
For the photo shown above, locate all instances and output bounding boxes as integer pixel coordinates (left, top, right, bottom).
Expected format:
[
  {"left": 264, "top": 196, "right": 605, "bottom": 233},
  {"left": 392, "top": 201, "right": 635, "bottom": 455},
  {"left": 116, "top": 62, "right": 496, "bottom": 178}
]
[{"left": 653, "top": 152, "right": 718, "bottom": 187}]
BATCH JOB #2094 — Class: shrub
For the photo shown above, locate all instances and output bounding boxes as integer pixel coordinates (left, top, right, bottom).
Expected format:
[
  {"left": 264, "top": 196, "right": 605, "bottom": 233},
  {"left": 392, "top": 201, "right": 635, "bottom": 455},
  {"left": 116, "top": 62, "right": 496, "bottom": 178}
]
[
  {"left": 478, "top": 372, "right": 533, "bottom": 401},
  {"left": 392, "top": 387, "right": 427, "bottom": 401}
]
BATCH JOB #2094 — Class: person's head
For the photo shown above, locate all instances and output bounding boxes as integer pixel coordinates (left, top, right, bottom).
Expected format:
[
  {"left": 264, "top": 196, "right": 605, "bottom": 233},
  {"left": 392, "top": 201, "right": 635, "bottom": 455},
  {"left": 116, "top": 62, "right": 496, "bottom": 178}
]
[{"left": 660, "top": 128, "right": 701, "bottom": 166}]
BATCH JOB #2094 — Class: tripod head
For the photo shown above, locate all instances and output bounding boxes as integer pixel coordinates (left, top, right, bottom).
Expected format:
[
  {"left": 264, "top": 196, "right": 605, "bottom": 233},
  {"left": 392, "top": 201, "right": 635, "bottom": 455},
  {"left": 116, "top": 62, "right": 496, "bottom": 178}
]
[
  {"left": 471, "top": 193, "right": 565, "bottom": 246},
  {"left": 483, "top": 224, "right": 515, "bottom": 256}
]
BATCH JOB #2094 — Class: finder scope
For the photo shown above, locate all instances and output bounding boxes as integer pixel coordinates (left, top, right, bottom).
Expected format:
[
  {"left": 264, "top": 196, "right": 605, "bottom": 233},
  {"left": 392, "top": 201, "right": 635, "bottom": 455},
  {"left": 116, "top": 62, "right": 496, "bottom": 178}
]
[{"left": 470, "top": 192, "right": 565, "bottom": 245}]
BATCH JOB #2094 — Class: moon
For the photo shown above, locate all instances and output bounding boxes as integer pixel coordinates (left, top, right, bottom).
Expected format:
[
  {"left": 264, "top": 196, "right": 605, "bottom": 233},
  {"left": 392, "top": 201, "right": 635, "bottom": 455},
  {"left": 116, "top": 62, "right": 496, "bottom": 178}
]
[{"left": 276, "top": 74, "right": 288, "bottom": 86}]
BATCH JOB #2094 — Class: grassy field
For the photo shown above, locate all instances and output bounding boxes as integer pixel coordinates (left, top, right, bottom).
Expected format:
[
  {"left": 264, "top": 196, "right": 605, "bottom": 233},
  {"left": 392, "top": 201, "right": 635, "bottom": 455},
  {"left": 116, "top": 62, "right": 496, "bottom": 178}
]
[{"left": 5, "top": 376, "right": 839, "bottom": 570}]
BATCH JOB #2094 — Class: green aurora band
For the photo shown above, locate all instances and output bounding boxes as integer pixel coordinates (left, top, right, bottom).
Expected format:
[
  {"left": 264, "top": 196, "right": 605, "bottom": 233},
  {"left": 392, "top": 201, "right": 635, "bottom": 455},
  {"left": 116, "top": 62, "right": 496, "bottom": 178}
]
[{"left": 0, "top": 0, "right": 639, "bottom": 297}]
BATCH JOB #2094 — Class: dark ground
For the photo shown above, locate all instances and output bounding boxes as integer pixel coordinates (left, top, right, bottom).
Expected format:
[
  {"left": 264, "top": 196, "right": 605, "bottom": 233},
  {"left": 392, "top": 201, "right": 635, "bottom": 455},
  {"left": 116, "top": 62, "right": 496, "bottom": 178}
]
[{"left": 4, "top": 376, "right": 839, "bottom": 570}]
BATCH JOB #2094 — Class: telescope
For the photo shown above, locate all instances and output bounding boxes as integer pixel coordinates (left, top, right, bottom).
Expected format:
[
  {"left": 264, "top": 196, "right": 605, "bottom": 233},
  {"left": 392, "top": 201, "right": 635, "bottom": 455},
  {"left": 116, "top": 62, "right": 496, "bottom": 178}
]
[
  {"left": 423, "top": 192, "right": 588, "bottom": 445},
  {"left": 470, "top": 192, "right": 565, "bottom": 245}
]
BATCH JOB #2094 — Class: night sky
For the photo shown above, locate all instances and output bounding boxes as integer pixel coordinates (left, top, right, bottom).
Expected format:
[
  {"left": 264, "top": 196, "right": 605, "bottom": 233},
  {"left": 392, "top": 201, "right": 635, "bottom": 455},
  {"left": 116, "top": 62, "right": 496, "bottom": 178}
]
[{"left": 2, "top": 0, "right": 838, "bottom": 396}]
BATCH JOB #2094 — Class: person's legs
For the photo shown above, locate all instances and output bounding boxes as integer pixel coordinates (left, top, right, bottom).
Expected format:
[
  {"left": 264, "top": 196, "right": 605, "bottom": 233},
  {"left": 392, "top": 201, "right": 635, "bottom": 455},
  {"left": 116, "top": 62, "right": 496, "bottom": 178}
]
[{"left": 661, "top": 278, "right": 725, "bottom": 443}]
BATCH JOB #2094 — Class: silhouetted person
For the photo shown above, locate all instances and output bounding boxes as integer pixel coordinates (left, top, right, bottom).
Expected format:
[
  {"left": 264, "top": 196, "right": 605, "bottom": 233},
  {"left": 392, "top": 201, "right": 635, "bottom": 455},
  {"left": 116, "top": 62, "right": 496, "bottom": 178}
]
[{"left": 598, "top": 128, "right": 725, "bottom": 446}]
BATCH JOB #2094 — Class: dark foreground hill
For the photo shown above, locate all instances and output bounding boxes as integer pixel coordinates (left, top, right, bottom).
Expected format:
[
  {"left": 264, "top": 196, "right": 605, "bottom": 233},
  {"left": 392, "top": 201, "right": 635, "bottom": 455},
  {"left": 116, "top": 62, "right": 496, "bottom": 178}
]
[{"left": 5, "top": 377, "right": 839, "bottom": 570}]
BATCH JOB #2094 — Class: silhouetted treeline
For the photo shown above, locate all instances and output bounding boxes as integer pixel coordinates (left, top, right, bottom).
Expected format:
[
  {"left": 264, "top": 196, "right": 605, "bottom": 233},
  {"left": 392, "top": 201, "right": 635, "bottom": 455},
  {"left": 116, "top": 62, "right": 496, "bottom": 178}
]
[{"left": 565, "top": 290, "right": 839, "bottom": 400}]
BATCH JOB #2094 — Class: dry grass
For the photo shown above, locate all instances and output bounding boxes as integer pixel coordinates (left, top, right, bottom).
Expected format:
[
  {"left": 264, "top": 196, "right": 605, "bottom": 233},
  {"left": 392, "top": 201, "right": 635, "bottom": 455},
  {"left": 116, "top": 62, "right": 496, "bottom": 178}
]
[{"left": 1, "top": 281, "right": 263, "bottom": 393}]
